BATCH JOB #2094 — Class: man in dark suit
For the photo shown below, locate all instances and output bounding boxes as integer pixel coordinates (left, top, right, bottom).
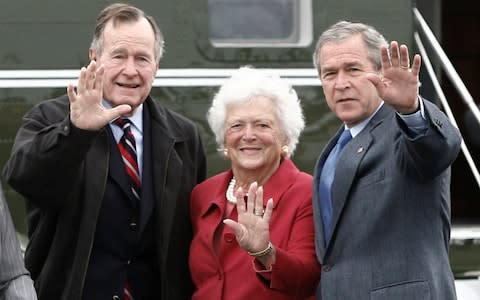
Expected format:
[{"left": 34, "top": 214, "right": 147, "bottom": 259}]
[
  {"left": 311, "top": 21, "right": 461, "bottom": 299},
  {"left": 0, "top": 183, "right": 37, "bottom": 300},
  {"left": 2, "top": 3, "right": 206, "bottom": 300}
]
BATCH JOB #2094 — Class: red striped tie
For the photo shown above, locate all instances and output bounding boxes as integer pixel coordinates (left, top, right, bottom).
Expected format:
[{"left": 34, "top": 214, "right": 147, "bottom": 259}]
[
  {"left": 114, "top": 118, "right": 141, "bottom": 201},
  {"left": 124, "top": 282, "right": 134, "bottom": 300},
  {"left": 113, "top": 118, "right": 139, "bottom": 300}
]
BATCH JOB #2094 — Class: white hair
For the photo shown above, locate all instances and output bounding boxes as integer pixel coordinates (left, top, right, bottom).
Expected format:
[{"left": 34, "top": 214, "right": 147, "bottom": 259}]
[{"left": 207, "top": 66, "right": 305, "bottom": 157}]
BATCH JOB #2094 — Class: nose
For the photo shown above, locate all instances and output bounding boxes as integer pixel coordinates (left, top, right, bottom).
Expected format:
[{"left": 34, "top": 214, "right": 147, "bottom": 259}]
[
  {"left": 242, "top": 124, "right": 256, "bottom": 140},
  {"left": 123, "top": 57, "right": 137, "bottom": 76},
  {"left": 334, "top": 71, "right": 350, "bottom": 90}
]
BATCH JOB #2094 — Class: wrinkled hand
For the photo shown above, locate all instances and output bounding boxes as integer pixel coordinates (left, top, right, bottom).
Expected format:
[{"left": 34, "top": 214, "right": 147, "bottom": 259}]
[
  {"left": 223, "top": 182, "right": 274, "bottom": 253},
  {"left": 366, "top": 41, "right": 421, "bottom": 114},
  {"left": 67, "top": 60, "right": 131, "bottom": 130}
]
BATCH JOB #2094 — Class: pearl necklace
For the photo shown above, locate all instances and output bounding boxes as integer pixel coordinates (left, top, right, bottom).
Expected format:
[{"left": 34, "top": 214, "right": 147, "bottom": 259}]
[{"left": 226, "top": 177, "right": 237, "bottom": 204}]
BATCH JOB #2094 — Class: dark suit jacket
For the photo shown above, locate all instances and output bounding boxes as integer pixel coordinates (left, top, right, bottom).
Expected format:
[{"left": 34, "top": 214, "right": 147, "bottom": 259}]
[
  {"left": 312, "top": 100, "right": 461, "bottom": 300},
  {"left": 3, "top": 94, "right": 207, "bottom": 300},
  {"left": 81, "top": 111, "right": 159, "bottom": 299}
]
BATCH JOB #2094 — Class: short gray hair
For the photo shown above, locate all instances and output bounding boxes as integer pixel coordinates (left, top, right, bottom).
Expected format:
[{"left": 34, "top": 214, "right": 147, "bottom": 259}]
[
  {"left": 90, "top": 3, "right": 164, "bottom": 64},
  {"left": 312, "top": 21, "right": 388, "bottom": 71},
  {"left": 207, "top": 66, "right": 305, "bottom": 157}
]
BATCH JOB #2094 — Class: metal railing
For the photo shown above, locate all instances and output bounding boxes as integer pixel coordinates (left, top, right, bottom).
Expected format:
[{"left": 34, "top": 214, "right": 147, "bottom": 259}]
[
  {"left": 413, "top": 7, "right": 480, "bottom": 189},
  {"left": 0, "top": 68, "right": 320, "bottom": 88}
]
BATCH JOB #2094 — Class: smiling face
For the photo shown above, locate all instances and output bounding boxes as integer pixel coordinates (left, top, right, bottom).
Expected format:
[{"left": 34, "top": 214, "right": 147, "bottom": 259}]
[
  {"left": 89, "top": 18, "right": 158, "bottom": 114},
  {"left": 224, "top": 96, "right": 287, "bottom": 180},
  {"left": 317, "top": 34, "right": 382, "bottom": 127}
]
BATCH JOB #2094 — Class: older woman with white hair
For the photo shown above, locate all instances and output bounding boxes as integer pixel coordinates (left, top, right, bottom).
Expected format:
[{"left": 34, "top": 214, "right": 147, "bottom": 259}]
[{"left": 189, "top": 66, "right": 320, "bottom": 300}]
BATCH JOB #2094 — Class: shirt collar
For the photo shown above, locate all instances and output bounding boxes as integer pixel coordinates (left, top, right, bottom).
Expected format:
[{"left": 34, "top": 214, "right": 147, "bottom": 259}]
[
  {"left": 346, "top": 101, "right": 384, "bottom": 138},
  {"left": 103, "top": 100, "right": 143, "bottom": 134}
]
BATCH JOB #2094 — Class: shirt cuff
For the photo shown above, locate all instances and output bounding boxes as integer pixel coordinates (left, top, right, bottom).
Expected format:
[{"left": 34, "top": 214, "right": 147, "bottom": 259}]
[{"left": 397, "top": 97, "right": 427, "bottom": 135}]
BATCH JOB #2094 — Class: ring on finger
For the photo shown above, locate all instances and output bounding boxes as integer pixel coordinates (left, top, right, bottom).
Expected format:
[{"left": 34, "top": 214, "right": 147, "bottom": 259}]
[
  {"left": 254, "top": 209, "right": 264, "bottom": 216},
  {"left": 400, "top": 65, "right": 409, "bottom": 69}
]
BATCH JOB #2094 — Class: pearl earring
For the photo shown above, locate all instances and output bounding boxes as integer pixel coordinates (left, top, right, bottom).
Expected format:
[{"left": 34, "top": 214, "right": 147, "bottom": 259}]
[{"left": 223, "top": 148, "right": 228, "bottom": 157}]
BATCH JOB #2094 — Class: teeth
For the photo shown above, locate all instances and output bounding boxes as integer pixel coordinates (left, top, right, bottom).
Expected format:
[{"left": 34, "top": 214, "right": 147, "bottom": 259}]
[{"left": 119, "top": 83, "right": 139, "bottom": 88}]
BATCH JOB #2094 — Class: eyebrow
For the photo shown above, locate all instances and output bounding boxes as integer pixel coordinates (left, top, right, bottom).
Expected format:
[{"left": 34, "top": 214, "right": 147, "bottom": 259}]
[
  {"left": 227, "top": 118, "right": 274, "bottom": 125},
  {"left": 110, "top": 47, "right": 153, "bottom": 58},
  {"left": 322, "top": 60, "right": 364, "bottom": 73}
]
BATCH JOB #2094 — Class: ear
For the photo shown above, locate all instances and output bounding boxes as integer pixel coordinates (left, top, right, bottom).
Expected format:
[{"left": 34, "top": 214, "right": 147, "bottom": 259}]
[
  {"left": 281, "top": 138, "right": 290, "bottom": 157},
  {"left": 223, "top": 147, "right": 229, "bottom": 159},
  {"left": 89, "top": 48, "right": 96, "bottom": 61}
]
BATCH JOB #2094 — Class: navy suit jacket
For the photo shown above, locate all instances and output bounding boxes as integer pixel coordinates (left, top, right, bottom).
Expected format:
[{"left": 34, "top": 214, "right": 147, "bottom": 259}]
[
  {"left": 313, "top": 100, "right": 461, "bottom": 300},
  {"left": 81, "top": 109, "right": 159, "bottom": 299}
]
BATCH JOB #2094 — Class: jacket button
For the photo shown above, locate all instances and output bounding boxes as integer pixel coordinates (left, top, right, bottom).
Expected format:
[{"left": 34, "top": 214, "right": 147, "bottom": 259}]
[
  {"left": 129, "top": 222, "right": 137, "bottom": 231},
  {"left": 224, "top": 233, "right": 235, "bottom": 242},
  {"left": 112, "top": 296, "right": 120, "bottom": 300},
  {"left": 322, "top": 265, "right": 332, "bottom": 272}
]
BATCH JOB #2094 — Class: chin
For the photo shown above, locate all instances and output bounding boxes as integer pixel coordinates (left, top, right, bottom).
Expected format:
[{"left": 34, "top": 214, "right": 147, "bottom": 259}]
[
  {"left": 113, "top": 95, "right": 144, "bottom": 107},
  {"left": 241, "top": 160, "right": 269, "bottom": 170}
]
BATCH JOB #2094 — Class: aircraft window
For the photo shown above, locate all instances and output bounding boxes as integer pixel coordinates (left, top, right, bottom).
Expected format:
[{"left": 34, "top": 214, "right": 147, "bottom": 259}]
[{"left": 208, "top": 0, "right": 312, "bottom": 47}]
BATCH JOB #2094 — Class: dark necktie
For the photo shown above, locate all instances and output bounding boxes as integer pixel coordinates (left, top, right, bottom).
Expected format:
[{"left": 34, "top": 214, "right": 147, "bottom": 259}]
[
  {"left": 319, "top": 129, "right": 352, "bottom": 245},
  {"left": 113, "top": 118, "right": 139, "bottom": 300},
  {"left": 113, "top": 118, "right": 141, "bottom": 201}
]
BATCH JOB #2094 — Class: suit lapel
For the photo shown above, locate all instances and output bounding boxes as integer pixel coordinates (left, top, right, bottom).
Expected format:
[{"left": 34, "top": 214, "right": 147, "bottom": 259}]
[
  {"left": 312, "top": 131, "right": 339, "bottom": 259},
  {"left": 139, "top": 108, "right": 154, "bottom": 232},
  {"left": 328, "top": 132, "right": 372, "bottom": 246},
  {"left": 262, "top": 159, "right": 300, "bottom": 210},
  {"left": 323, "top": 104, "right": 391, "bottom": 256},
  {"left": 81, "top": 129, "right": 110, "bottom": 261},
  {"left": 147, "top": 99, "right": 178, "bottom": 255}
]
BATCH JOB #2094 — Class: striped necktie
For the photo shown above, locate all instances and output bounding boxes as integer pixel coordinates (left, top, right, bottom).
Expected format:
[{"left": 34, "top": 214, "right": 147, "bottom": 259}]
[
  {"left": 114, "top": 118, "right": 141, "bottom": 201},
  {"left": 113, "top": 118, "right": 139, "bottom": 300}
]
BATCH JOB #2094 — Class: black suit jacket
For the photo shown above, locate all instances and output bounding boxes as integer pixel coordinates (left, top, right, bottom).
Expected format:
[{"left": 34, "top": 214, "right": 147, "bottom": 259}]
[{"left": 3, "top": 95, "right": 207, "bottom": 300}]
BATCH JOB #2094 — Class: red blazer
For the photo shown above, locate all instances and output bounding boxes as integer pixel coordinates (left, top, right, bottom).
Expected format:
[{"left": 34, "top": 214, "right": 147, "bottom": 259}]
[{"left": 189, "top": 159, "right": 320, "bottom": 300}]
